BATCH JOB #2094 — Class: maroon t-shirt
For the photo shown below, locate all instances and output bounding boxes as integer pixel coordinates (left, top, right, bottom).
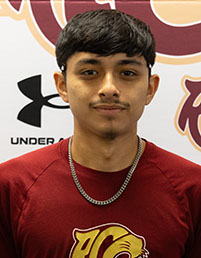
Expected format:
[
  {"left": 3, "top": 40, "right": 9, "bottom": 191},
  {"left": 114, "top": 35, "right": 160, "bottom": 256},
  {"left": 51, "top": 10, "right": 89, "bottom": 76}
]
[{"left": 0, "top": 138, "right": 201, "bottom": 258}]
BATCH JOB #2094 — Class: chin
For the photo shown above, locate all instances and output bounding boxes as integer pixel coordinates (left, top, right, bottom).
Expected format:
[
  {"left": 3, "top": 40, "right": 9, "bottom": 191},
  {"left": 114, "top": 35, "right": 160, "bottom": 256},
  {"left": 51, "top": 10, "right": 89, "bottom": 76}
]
[
  {"left": 96, "top": 128, "right": 122, "bottom": 140},
  {"left": 96, "top": 124, "right": 136, "bottom": 140},
  {"left": 102, "top": 131, "right": 118, "bottom": 140}
]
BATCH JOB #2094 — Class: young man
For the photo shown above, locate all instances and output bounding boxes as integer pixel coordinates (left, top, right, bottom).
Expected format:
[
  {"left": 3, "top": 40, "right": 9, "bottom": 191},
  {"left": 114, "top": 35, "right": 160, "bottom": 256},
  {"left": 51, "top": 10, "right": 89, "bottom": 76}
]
[{"left": 0, "top": 9, "right": 201, "bottom": 258}]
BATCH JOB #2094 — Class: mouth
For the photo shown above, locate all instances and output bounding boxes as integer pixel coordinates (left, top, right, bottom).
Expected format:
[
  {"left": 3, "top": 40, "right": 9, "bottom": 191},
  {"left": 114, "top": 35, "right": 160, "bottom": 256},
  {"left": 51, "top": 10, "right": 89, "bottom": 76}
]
[{"left": 92, "top": 104, "right": 126, "bottom": 115}]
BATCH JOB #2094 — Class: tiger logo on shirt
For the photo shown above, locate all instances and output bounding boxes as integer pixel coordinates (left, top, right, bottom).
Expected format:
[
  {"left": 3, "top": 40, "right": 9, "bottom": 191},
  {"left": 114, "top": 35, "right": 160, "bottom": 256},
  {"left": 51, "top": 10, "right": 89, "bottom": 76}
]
[{"left": 69, "top": 223, "right": 149, "bottom": 258}]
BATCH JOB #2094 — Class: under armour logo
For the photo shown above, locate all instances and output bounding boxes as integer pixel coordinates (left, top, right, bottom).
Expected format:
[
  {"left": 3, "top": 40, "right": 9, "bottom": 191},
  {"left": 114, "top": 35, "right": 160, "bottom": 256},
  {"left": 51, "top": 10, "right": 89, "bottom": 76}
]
[
  {"left": 17, "top": 75, "right": 69, "bottom": 127},
  {"left": 177, "top": 78, "right": 201, "bottom": 148}
]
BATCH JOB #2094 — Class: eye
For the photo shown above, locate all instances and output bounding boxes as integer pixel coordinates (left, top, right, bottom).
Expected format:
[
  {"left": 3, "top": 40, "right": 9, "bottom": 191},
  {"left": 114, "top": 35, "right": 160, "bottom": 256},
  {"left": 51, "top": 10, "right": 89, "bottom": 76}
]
[
  {"left": 81, "top": 70, "right": 98, "bottom": 76},
  {"left": 121, "top": 70, "right": 136, "bottom": 77}
]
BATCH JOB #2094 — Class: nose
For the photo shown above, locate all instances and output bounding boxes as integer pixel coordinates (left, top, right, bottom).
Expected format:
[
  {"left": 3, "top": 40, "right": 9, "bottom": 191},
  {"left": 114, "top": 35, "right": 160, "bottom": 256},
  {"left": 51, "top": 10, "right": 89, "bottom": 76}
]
[{"left": 98, "top": 73, "right": 120, "bottom": 100}]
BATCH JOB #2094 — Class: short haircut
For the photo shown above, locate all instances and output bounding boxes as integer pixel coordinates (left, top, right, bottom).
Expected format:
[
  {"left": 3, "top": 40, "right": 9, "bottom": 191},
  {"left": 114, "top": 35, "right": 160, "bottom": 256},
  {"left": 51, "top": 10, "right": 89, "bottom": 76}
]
[{"left": 55, "top": 9, "right": 156, "bottom": 72}]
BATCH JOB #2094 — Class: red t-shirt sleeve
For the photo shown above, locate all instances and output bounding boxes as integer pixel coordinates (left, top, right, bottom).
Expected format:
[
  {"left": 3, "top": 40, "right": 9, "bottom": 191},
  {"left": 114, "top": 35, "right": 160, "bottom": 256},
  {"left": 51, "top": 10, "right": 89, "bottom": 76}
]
[
  {"left": 0, "top": 141, "right": 63, "bottom": 257},
  {"left": 0, "top": 160, "right": 21, "bottom": 257}
]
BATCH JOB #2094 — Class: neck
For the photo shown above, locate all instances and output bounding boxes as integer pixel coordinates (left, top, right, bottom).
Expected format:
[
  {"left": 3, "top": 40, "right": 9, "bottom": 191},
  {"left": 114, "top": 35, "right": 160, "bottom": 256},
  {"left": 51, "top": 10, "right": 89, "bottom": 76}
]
[{"left": 70, "top": 131, "right": 145, "bottom": 172}]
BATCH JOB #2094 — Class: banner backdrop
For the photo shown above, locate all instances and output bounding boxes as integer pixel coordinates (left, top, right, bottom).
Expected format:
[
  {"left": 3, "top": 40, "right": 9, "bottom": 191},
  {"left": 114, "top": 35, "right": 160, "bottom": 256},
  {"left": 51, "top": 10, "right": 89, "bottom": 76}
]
[{"left": 0, "top": 0, "right": 200, "bottom": 165}]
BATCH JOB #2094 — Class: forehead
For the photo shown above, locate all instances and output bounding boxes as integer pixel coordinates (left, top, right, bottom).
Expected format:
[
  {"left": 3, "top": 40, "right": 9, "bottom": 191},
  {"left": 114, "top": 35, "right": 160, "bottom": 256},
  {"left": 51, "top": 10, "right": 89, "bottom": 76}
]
[{"left": 66, "top": 52, "right": 147, "bottom": 69}]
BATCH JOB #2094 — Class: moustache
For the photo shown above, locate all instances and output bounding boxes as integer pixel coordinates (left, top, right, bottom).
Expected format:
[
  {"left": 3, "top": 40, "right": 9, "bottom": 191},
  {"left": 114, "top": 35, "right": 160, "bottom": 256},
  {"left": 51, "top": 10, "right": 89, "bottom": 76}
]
[{"left": 89, "top": 100, "right": 130, "bottom": 109}]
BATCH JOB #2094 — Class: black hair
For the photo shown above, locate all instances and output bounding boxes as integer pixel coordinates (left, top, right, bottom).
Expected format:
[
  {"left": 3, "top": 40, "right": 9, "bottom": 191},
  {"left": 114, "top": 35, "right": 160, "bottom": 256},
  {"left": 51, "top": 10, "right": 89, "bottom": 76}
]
[{"left": 55, "top": 9, "right": 156, "bottom": 73}]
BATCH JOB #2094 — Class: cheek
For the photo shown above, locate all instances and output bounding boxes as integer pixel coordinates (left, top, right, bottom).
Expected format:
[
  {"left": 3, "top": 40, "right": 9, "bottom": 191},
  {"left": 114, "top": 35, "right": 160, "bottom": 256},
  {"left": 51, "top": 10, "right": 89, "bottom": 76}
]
[
  {"left": 127, "top": 86, "right": 148, "bottom": 116},
  {"left": 136, "top": 81, "right": 150, "bottom": 103},
  {"left": 66, "top": 86, "right": 91, "bottom": 114},
  {"left": 129, "top": 87, "right": 148, "bottom": 105}
]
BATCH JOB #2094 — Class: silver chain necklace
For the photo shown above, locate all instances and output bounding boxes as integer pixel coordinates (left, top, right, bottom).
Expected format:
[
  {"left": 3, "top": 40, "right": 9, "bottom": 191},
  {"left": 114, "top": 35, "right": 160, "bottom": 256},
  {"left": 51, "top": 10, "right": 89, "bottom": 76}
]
[{"left": 68, "top": 136, "right": 142, "bottom": 206}]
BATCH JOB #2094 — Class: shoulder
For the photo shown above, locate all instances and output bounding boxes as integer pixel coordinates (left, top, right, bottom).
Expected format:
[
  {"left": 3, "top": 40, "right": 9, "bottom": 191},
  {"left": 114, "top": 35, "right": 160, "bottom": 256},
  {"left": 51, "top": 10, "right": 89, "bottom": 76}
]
[
  {"left": 142, "top": 140, "right": 201, "bottom": 200},
  {"left": 143, "top": 140, "right": 201, "bottom": 228},
  {"left": 0, "top": 139, "right": 69, "bottom": 235},
  {"left": 0, "top": 139, "right": 68, "bottom": 189},
  {"left": 144, "top": 140, "right": 201, "bottom": 175}
]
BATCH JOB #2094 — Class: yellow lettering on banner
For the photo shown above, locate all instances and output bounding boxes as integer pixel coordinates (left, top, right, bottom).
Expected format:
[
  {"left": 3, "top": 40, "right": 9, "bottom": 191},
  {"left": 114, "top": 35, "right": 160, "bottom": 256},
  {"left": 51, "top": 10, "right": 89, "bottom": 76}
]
[
  {"left": 151, "top": 0, "right": 201, "bottom": 25},
  {"left": 89, "top": 226, "right": 128, "bottom": 257},
  {"left": 52, "top": 0, "right": 66, "bottom": 28},
  {"left": 71, "top": 229, "right": 99, "bottom": 258},
  {"left": 95, "top": 0, "right": 116, "bottom": 9}
]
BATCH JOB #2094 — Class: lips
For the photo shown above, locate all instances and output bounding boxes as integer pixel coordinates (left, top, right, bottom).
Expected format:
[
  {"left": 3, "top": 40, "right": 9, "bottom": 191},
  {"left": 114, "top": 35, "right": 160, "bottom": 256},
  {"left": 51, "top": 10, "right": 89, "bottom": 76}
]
[
  {"left": 94, "top": 104, "right": 125, "bottom": 109},
  {"left": 92, "top": 104, "right": 126, "bottom": 115}
]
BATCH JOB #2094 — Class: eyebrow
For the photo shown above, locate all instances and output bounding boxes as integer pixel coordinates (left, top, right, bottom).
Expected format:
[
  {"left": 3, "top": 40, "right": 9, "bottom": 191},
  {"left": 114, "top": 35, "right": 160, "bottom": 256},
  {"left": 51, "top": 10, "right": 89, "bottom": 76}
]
[
  {"left": 76, "top": 59, "right": 101, "bottom": 66},
  {"left": 75, "top": 58, "right": 143, "bottom": 67},
  {"left": 116, "top": 59, "right": 143, "bottom": 66}
]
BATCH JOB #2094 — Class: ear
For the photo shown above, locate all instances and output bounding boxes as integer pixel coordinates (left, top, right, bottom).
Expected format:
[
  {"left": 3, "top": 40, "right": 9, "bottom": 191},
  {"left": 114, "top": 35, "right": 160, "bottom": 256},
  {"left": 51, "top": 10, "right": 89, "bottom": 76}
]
[
  {"left": 53, "top": 71, "right": 69, "bottom": 103},
  {"left": 146, "top": 74, "right": 160, "bottom": 105}
]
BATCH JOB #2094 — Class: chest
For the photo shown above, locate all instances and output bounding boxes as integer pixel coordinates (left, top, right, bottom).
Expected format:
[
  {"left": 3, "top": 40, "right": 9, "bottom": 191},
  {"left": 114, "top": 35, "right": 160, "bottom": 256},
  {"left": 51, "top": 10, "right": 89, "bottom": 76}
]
[{"left": 16, "top": 170, "right": 189, "bottom": 258}]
